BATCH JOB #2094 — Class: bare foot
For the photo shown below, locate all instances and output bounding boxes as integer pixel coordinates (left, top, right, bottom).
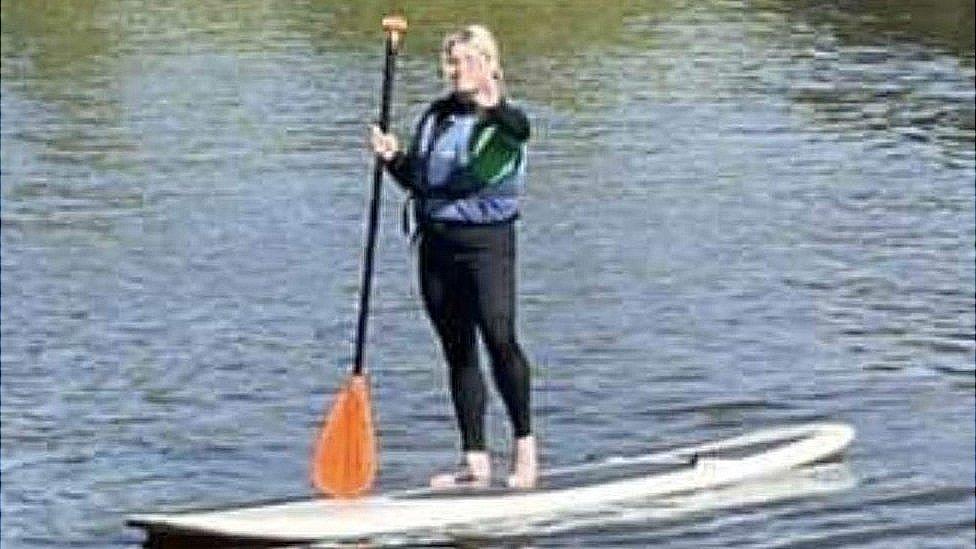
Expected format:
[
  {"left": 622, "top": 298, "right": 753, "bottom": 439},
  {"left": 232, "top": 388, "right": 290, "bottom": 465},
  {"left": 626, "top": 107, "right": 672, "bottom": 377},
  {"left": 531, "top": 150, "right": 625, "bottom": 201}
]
[
  {"left": 430, "top": 451, "right": 491, "bottom": 489},
  {"left": 506, "top": 435, "right": 538, "bottom": 489}
]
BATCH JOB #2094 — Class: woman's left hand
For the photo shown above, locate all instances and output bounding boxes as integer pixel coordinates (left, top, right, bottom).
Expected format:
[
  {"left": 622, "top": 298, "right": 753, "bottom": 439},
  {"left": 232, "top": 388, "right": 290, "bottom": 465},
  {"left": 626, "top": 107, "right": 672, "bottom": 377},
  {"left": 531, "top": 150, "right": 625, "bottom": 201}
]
[
  {"left": 475, "top": 79, "right": 500, "bottom": 108},
  {"left": 473, "top": 57, "right": 500, "bottom": 108}
]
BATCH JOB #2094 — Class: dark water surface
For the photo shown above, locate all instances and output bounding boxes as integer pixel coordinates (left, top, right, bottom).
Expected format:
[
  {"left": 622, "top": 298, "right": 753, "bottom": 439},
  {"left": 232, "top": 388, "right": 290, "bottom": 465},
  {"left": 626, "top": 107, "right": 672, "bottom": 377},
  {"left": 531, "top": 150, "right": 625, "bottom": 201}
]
[{"left": 2, "top": 1, "right": 973, "bottom": 547}]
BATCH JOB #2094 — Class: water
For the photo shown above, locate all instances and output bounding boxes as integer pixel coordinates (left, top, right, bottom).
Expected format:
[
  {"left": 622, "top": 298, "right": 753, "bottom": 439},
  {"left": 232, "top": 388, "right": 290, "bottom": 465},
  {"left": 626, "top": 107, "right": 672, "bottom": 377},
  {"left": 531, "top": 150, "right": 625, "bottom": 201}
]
[{"left": 2, "top": 1, "right": 973, "bottom": 547}]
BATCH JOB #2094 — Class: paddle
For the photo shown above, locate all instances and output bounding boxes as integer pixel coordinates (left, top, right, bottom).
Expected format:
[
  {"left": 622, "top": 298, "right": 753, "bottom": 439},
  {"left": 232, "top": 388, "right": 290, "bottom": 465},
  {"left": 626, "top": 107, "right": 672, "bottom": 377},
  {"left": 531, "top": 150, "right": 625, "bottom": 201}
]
[{"left": 311, "top": 14, "right": 408, "bottom": 498}]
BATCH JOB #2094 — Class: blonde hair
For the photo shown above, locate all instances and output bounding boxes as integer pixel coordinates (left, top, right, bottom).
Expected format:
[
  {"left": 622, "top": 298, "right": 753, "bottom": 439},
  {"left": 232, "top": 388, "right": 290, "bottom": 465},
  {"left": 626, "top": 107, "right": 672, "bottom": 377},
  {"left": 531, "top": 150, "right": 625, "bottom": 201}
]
[{"left": 440, "top": 24, "right": 504, "bottom": 87}]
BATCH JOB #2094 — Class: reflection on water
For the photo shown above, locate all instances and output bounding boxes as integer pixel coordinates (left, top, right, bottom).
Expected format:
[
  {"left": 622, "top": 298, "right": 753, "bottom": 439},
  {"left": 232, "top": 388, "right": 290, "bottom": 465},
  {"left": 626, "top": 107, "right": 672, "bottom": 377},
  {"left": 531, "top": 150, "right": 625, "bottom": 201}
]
[
  {"left": 3, "top": 1, "right": 971, "bottom": 169},
  {"left": 785, "top": 0, "right": 975, "bottom": 60},
  {"left": 1, "top": 1, "right": 973, "bottom": 547}
]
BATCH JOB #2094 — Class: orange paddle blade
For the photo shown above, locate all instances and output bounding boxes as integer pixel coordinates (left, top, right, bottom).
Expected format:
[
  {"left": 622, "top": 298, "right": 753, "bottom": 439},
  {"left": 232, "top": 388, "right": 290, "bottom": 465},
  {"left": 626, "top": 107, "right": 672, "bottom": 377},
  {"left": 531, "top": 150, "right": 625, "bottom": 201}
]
[{"left": 311, "top": 374, "right": 376, "bottom": 497}]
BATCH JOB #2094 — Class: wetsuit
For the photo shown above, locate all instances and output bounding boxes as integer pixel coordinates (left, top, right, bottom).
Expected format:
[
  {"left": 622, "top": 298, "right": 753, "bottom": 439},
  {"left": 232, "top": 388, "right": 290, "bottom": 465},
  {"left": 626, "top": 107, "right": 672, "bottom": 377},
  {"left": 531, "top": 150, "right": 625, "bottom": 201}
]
[{"left": 385, "top": 93, "right": 531, "bottom": 451}]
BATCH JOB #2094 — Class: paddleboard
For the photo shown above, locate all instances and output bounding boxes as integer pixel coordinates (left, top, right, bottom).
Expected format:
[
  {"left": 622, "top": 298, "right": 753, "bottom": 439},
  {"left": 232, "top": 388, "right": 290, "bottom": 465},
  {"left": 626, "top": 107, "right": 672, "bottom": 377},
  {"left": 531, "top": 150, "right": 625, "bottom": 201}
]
[{"left": 127, "top": 422, "right": 854, "bottom": 546}]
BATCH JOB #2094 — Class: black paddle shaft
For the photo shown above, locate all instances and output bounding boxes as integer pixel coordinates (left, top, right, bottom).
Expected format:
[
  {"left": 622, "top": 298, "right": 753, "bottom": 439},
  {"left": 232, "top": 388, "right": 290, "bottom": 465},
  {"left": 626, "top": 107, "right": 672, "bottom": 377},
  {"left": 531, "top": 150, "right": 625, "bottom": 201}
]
[{"left": 353, "top": 32, "right": 399, "bottom": 376}]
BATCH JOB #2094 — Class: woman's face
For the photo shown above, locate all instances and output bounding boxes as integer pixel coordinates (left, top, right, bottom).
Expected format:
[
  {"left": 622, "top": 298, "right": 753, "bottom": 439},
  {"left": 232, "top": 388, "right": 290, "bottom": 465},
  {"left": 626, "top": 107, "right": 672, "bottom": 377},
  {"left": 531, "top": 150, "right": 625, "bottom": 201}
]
[{"left": 444, "top": 42, "right": 485, "bottom": 94}]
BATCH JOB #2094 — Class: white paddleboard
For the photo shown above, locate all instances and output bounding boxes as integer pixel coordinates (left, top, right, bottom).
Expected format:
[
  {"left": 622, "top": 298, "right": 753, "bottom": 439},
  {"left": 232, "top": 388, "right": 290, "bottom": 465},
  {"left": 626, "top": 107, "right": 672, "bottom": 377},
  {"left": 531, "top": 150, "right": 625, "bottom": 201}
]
[{"left": 127, "top": 422, "right": 854, "bottom": 545}]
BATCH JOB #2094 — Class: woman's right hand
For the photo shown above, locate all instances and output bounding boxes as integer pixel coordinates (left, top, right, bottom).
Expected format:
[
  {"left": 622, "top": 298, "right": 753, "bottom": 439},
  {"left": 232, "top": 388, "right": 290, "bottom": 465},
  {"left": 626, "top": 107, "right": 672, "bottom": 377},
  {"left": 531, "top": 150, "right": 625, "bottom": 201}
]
[{"left": 370, "top": 125, "right": 399, "bottom": 162}]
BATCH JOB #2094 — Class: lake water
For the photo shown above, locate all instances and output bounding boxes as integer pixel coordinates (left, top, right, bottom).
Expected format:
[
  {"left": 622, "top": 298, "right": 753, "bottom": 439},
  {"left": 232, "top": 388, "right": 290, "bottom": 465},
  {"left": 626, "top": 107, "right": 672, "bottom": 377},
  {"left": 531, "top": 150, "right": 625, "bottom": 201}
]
[{"left": 1, "top": 1, "right": 974, "bottom": 547}]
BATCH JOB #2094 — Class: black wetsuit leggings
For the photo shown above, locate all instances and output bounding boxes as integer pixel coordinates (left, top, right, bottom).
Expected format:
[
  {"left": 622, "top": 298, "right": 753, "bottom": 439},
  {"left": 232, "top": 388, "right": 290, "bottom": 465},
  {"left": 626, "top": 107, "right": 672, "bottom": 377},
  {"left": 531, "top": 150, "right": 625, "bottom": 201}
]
[{"left": 419, "top": 221, "right": 531, "bottom": 452}]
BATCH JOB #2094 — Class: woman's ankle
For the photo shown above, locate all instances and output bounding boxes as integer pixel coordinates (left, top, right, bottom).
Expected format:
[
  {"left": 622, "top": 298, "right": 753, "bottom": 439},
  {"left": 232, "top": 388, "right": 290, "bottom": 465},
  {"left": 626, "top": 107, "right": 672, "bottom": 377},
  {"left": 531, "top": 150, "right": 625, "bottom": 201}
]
[
  {"left": 465, "top": 450, "right": 491, "bottom": 478},
  {"left": 515, "top": 435, "right": 536, "bottom": 459},
  {"left": 429, "top": 450, "right": 491, "bottom": 488},
  {"left": 508, "top": 435, "right": 538, "bottom": 488}
]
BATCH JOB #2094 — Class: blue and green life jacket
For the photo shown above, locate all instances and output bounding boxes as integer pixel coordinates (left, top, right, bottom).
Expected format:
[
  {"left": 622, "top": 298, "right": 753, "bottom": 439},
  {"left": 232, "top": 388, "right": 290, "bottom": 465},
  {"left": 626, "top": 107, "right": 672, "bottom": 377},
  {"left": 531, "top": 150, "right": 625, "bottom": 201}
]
[{"left": 386, "top": 93, "right": 529, "bottom": 228}]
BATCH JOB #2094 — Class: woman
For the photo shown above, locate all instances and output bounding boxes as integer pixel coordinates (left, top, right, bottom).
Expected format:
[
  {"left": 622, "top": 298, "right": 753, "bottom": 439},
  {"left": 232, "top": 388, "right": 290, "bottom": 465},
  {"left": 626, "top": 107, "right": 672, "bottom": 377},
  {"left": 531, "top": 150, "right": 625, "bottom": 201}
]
[{"left": 370, "top": 24, "right": 536, "bottom": 489}]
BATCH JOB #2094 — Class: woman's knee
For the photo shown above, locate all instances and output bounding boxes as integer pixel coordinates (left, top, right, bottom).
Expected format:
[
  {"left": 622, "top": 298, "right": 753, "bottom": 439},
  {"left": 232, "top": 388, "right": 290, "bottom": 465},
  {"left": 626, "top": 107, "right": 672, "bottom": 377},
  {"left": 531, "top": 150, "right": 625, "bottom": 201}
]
[{"left": 485, "top": 331, "right": 524, "bottom": 367}]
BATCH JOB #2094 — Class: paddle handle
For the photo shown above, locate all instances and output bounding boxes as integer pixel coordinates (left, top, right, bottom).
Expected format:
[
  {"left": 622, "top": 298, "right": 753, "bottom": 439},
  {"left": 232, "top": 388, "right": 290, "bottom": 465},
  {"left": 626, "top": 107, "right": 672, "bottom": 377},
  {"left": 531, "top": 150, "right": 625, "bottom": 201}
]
[{"left": 353, "top": 16, "right": 407, "bottom": 376}]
